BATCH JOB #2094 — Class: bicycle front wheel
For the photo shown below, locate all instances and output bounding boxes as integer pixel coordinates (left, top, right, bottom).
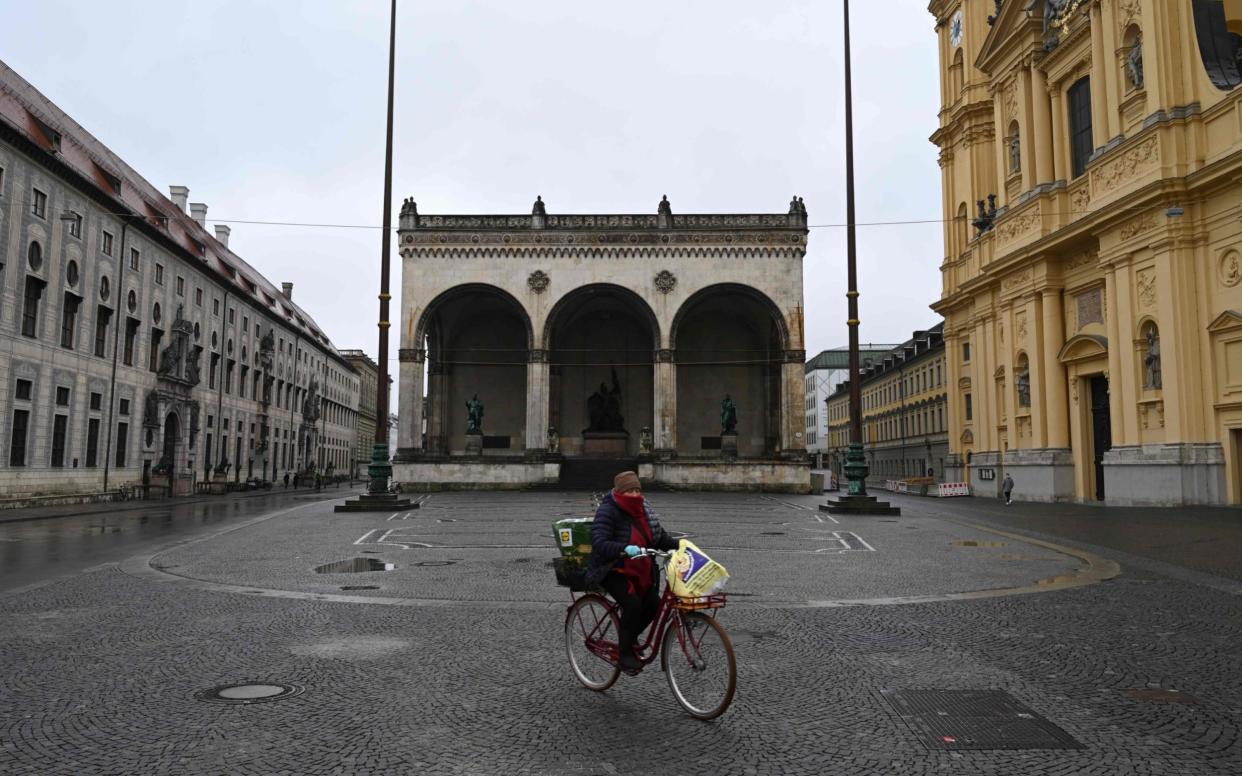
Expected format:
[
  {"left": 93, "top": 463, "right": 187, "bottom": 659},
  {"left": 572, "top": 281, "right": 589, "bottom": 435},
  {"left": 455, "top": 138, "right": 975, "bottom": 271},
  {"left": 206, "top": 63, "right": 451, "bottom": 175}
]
[
  {"left": 565, "top": 594, "right": 621, "bottom": 691},
  {"left": 662, "top": 611, "right": 737, "bottom": 720}
]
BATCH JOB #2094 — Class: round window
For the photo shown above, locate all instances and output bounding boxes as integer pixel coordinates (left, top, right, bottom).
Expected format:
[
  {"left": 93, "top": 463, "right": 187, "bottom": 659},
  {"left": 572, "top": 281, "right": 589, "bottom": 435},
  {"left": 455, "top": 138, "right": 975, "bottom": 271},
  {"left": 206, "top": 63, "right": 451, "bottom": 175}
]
[
  {"left": 127, "top": 290, "right": 137, "bottom": 313},
  {"left": 100, "top": 276, "right": 111, "bottom": 301},
  {"left": 66, "top": 260, "right": 79, "bottom": 287},
  {"left": 27, "top": 241, "right": 42, "bottom": 270},
  {"left": 153, "top": 303, "right": 162, "bottom": 324}
]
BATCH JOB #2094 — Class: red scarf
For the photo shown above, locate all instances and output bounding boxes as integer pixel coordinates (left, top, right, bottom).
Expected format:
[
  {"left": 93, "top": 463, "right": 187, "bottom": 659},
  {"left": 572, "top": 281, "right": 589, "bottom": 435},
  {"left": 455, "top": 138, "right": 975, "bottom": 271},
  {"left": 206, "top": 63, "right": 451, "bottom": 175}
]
[{"left": 613, "top": 490, "right": 654, "bottom": 597}]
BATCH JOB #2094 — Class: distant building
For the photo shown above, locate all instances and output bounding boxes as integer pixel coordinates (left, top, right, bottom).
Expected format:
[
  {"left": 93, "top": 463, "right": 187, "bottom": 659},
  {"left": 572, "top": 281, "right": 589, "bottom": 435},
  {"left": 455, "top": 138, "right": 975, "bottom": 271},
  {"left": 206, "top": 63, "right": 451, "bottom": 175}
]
[
  {"left": 0, "top": 60, "right": 357, "bottom": 497},
  {"left": 339, "top": 350, "right": 389, "bottom": 477},
  {"left": 826, "top": 324, "right": 948, "bottom": 483},
  {"left": 804, "top": 345, "right": 898, "bottom": 465}
]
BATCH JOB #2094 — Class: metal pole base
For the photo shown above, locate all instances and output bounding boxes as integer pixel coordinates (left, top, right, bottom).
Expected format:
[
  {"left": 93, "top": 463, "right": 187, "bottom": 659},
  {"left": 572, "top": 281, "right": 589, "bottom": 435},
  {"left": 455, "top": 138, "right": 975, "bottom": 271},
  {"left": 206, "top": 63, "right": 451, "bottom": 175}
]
[{"left": 335, "top": 442, "right": 417, "bottom": 512}]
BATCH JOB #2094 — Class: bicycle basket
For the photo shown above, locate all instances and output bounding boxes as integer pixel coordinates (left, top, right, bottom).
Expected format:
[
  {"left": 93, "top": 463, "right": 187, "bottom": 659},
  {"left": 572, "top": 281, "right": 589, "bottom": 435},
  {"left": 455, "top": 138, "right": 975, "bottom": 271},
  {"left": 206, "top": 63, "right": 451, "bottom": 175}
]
[{"left": 553, "top": 556, "right": 596, "bottom": 592}]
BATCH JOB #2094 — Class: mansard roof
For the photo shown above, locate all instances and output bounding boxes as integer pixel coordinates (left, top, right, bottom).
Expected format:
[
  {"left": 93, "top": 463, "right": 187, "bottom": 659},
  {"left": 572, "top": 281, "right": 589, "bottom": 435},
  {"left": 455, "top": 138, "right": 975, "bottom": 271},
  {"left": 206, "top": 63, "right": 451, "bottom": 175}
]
[{"left": 0, "top": 58, "right": 344, "bottom": 359}]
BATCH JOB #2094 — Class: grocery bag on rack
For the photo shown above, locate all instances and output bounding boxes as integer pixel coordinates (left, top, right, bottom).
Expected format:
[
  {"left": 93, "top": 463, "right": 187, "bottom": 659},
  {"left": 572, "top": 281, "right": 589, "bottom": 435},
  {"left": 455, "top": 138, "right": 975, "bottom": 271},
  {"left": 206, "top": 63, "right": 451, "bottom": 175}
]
[{"left": 667, "top": 539, "right": 729, "bottom": 598}]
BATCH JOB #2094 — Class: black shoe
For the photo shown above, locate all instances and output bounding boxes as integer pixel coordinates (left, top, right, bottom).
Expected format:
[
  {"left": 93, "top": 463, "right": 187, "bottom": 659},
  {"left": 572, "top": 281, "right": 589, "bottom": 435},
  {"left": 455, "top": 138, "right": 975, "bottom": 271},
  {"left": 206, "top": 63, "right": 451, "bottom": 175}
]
[{"left": 618, "top": 651, "right": 642, "bottom": 673}]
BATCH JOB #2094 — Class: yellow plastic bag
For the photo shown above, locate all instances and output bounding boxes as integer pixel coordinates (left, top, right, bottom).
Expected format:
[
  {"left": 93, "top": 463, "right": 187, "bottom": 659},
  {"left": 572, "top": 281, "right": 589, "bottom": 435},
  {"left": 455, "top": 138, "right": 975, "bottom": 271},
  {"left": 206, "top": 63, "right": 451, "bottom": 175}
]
[{"left": 667, "top": 539, "right": 729, "bottom": 598}]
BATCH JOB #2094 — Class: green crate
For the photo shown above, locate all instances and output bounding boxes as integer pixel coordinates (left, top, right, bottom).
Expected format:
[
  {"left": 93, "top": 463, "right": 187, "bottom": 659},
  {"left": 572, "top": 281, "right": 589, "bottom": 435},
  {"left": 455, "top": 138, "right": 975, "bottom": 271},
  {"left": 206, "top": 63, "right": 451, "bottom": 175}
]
[{"left": 553, "top": 517, "right": 594, "bottom": 559}]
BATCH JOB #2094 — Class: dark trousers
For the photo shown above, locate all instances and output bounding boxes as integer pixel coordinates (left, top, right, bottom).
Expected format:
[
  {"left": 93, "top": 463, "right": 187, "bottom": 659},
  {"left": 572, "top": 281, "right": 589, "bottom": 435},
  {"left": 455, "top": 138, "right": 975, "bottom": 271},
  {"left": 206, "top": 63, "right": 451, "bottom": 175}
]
[{"left": 602, "top": 572, "right": 660, "bottom": 655}]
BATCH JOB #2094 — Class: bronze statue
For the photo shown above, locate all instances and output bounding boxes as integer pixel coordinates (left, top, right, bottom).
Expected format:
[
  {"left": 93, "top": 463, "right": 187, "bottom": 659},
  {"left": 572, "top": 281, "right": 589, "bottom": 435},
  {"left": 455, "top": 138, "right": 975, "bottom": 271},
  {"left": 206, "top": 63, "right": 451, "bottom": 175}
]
[
  {"left": 465, "top": 394, "right": 484, "bottom": 434},
  {"left": 1144, "top": 326, "right": 1162, "bottom": 389},
  {"left": 586, "top": 369, "right": 624, "bottom": 433},
  {"left": 721, "top": 394, "right": 738, "bottom": 435}
]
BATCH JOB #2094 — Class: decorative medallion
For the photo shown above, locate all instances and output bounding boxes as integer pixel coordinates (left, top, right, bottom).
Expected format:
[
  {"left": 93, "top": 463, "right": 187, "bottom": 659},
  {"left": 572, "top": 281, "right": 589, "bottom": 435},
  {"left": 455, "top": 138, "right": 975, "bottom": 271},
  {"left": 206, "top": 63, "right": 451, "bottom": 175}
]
[
  {"left": 654, "top": 270, "right": 677, "bottom": 294},
  {"left": 527, "top": 270, "right": 550, "bottom": 294},
  {"left": 1136, "top": 269, "right": 1156, "bottom": 309},
  {"left": 1220, "top": 250, "right": 1242, "bottom": 288}
]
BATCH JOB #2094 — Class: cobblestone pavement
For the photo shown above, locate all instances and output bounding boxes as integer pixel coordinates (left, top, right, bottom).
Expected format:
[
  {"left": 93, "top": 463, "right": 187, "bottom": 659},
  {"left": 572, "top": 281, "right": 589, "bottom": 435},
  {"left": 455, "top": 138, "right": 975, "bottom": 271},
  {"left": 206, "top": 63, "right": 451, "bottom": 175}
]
[{"left": 1, "top": 491, "right": 1239, "bottom": 775}]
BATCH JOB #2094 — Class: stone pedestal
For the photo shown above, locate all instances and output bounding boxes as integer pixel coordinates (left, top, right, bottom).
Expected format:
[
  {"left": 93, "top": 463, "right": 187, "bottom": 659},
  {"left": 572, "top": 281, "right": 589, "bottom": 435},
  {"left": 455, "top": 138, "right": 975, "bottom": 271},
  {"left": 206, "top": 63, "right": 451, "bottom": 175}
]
[
  {"left": 582, "top": 431, "right": 628, "bottom": 458},
  {"left": 721, "top": 434, "right": 738, "bottom": 460},
  {"left": 464, "top": 433, "right": 483, "bottom": 457},
  {"left": 820, "top": 494, "right": 901, "bottom": 515}
]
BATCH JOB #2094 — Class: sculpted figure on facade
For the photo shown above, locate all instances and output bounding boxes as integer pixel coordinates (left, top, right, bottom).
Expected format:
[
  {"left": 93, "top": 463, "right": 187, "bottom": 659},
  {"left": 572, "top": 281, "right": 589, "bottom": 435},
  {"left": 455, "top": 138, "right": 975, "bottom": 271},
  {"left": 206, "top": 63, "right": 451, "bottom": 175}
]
[
  {"left": 185, "top": 346, "right": 202, "bottom": 386},
  {"left": 302, "top": 378, "right": 322, "bottom": 423},
  {"left": 465, "top": 394, "right": 484, "bottom": 435},
  {"left": 1127, "top": 36, "right": 1145, "bottom": 89},
  {"left": 1144, "top": 325, "right": 1162, "bottom": 390},
  {"left": 585, "top": 369, "right": 624, "bottom": 433},
  {"left": 158, "top": 336, "right": 183, "bottom": 378},
  {"left": 721, "top": 394, "right": 738, "bottom": 435},
  {"left": 1016, "top": 365, "right": 1032, "bottom": 408}
]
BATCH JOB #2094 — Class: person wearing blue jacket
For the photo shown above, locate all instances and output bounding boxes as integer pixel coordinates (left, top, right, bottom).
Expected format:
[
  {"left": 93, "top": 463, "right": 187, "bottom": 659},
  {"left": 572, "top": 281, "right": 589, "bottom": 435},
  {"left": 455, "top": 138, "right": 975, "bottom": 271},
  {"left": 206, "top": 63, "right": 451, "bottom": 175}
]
[{"left": 586, "top": 470, "right": 679, "bottom": 672}]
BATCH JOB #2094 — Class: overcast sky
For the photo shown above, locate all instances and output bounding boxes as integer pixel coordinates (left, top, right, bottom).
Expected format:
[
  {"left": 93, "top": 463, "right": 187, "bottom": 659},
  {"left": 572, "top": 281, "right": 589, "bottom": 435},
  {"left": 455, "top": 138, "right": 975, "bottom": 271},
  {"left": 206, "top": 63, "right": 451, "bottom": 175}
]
[{"left": 2, "top": 0, "right": 943, "bottom": 385}]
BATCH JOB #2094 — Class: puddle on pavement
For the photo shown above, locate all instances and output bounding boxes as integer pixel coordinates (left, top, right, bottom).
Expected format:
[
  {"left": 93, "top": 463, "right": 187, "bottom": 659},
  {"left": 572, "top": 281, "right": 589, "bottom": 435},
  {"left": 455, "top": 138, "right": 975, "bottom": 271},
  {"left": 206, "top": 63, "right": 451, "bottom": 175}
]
[
  {"left": 953, "top": 540, "right": 1008, "bottom": 548},
  {"left": 314, "top": 558, "right": 395, "bottom": 573}
]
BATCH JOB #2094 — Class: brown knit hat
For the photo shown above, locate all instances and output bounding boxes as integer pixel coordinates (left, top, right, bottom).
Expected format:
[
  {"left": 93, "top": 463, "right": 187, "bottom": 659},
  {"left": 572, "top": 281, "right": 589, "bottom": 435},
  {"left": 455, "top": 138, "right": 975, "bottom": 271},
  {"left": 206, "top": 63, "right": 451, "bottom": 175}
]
[{"left": 613, "top": 471, "right": 641, "bottom": 493}]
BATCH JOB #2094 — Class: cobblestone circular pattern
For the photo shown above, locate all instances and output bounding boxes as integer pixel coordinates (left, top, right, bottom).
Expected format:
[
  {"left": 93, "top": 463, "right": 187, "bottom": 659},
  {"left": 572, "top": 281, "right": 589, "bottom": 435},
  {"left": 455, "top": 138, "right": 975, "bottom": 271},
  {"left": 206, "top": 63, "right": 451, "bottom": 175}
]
[{"left": 194, "top": 682, "right": 304, "bottom": 705}]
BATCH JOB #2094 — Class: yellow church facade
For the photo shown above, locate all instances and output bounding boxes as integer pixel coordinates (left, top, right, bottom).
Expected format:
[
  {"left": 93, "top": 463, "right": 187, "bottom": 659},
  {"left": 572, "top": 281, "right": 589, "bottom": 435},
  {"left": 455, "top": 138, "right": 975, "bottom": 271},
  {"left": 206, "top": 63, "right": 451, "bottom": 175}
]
[{"left": 928, "top": 0, "right": 1242, "bottom": 504}]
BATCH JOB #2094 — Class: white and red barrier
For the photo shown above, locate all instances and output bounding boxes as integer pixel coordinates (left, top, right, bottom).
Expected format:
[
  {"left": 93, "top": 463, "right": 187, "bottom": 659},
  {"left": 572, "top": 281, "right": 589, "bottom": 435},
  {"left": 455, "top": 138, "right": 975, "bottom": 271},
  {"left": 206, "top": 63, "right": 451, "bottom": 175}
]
[{"left": 937, "top": 482, "right": 970, "bottom": 497}]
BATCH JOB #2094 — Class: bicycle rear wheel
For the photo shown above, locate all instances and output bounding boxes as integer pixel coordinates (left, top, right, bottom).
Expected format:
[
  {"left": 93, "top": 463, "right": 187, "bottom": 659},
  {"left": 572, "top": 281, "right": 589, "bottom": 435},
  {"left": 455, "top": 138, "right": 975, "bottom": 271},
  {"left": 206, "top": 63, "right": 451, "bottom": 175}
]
[
  {"left": 662, "top": 611, "right": 737, "bottom": 720},
  {"left": 565, "top": 594, "right": 621, "bottom": 691}
]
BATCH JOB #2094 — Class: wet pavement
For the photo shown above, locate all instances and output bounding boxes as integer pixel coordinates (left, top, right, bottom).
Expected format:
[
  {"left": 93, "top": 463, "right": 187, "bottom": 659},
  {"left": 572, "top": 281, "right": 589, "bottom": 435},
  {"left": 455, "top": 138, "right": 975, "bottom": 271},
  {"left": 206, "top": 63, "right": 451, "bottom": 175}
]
[{"left": 0, "top": 490, "right": 1239, "bottom": 775}]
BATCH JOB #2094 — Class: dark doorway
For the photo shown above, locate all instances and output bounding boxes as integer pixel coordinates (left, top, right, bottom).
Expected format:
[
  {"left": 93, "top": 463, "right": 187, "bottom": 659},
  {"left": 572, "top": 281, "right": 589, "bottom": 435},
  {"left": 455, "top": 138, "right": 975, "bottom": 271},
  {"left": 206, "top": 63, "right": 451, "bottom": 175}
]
[
  {"left": 1089, "top": 376, "right": 1112, "bottom": 501},
  {"left": 162, "top": 413, "right": 179, "bottom": 473}
]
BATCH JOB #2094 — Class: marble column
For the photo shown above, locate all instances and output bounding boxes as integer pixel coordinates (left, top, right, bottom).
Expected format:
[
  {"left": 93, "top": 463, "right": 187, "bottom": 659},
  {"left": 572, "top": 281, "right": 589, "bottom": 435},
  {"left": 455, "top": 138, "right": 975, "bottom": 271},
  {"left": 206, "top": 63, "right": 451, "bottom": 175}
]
[
  {"left": 1031, "top": 66, "right": 1055, "bottom": 186},
  {"left": 653, "top": 349, "right": 676, "bottom": 455},
  {"left": 1040, "top": 289, "right": 1070, "bottom": 448},
  {"left": 1049, "top": 85, "right": 1067, "bottom": 182},
  {"left": 397, "top": 348, "right": 424, "bottom": 451},
  {"left": 525, "top": 349, "right": 550, "bottom": 453}
]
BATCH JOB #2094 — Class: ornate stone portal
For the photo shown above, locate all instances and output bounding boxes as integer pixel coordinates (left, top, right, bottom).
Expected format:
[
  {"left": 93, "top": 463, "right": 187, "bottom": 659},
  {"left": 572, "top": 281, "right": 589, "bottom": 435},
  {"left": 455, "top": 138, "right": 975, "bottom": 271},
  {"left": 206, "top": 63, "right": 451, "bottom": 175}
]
[
  {"left": 393, "top": 197, "right": 812, "bottom": 492},
  {"left": 143, "top": 306, "right": 201, "bottom": 495}
]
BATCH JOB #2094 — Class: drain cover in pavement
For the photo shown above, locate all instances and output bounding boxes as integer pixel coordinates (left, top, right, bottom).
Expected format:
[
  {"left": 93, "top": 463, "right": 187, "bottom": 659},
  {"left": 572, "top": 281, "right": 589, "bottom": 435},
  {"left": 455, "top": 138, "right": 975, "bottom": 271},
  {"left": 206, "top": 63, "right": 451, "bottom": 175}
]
[
  {"left": 882, "top": 690, "right": 1083, "bottom": 751},
  {"left": 340, "top": 585, "right": 380, "bottom": 591},
  {"left": 195, "top": 683, "right": 304, "bottom": 705},
  {"left": 314, "top": 558, "right": 394, "bottom": 573}
]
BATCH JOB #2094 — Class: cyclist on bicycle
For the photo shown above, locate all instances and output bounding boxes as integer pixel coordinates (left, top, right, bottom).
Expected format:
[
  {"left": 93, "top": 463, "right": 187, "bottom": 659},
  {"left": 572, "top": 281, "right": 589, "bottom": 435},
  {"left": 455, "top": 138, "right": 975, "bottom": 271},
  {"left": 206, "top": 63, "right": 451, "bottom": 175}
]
[{"left": 586, "top": 471, "right": 679, "bottom": 672}]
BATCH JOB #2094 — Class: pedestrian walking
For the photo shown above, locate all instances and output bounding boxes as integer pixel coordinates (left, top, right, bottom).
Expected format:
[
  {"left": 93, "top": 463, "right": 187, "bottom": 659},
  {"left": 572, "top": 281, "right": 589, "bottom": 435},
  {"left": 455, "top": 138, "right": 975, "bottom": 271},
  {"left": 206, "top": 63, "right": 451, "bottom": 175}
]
[
  {"left": 1002, "top": 473, "right": 1014, "bottom": 505},
  {"left": 283, "top": 472, "right": 290, "bottom": 489},
  {"left": 314, "top": 472, "right": 322, "bottom": 491}
]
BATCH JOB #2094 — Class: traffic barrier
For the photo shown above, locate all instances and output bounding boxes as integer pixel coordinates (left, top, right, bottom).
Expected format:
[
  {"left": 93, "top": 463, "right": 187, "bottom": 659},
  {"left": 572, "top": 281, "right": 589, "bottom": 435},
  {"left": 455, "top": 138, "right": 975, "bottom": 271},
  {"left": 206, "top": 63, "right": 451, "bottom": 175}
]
[{"left": 937, "top": 482, "right": 970, "bottom": 497}]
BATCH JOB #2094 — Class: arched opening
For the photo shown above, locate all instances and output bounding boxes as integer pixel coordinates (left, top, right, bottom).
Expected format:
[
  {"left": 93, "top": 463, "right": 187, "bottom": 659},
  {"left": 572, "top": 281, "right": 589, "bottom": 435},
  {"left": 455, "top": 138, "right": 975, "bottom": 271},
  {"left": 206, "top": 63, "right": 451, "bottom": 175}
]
[
  {"left": 418, "top": 285, "right": 532, "bottom": 455},
  {"left": 950, "top": 49, "right": 964, "bottom": 100},
  {"left": 545, "top": 285, "right": 657, "bottom": 458},
  {"left": 956, "top": 202, "right": 969, "bottom": 255},
  {"left": 160, "top": 412, "right": 179, "bottom": 474},
  {"left": 1192, "top": 0, "right": 1242, "bottom": 91},
  {"left": 671, "top": 284, "right": 787, "bottom": 458}
]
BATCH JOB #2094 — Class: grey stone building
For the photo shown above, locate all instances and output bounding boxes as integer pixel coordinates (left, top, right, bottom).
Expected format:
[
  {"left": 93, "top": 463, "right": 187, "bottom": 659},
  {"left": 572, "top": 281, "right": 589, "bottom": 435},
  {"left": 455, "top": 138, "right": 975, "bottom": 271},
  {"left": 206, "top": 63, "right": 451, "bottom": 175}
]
[
  {"left": 394, "top": 196, "right": 812, "bottom": 492},
  {"left": 340, "top": 349, "right": 388, "bottom": 478},
  {"left": 825, "top": 324, "right": 950, "bottom": 485},
  {"left": 0, "top": 60, "right": 358, "bottom": 499}
]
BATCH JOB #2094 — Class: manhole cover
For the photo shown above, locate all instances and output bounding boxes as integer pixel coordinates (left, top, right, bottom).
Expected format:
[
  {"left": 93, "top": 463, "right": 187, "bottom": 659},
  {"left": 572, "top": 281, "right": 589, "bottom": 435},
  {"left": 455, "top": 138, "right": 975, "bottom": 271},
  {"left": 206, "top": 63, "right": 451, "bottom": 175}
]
[
  {"left": 340, "top": 585, "right": 380, "bottom": 591},
  {"left": 1126, "top": 688, "right": 1199, "bottom": 704},
  {"left": 760, "top": 532, "right": 786, "bottom": 535},
  {"left": 437, "top": 518, "right": 457, "bottom": 523},
  {"left": 953, "top": 540, "right": 1008, "bottom": 548},
  {"left": 882, "top": 689, "right": 1083, "bottom": 751},
  {"left": 195, "top": 682, "right": 304, "bottom": 705},
  {"left": 314, "top": 558, "right": 395, "bottom": 573},
  {"left": 417, "top": 561, "right": 455, "bottom": 567}
]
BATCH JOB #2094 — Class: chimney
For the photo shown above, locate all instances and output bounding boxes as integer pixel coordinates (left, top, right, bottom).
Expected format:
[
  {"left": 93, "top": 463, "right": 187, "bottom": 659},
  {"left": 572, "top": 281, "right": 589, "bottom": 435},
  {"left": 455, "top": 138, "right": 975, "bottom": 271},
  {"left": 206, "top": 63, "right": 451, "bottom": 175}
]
[
  {"left": 281, "top": 282, "right": 293, "bottom": 300},
  {"left": 169, "top": 185, "right": 189, "bottom": 213},
  {"left": 189, "top": 202, "right": 208, "bottom": 227},
  {"left": 214, "top": 224, "right": 231, "bottom": 247}
]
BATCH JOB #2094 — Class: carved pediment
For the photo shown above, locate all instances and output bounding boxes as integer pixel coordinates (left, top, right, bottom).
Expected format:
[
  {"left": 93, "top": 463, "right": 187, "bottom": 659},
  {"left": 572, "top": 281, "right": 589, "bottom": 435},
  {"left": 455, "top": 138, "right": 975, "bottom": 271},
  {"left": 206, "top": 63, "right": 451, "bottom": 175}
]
[
  {"left": 1207, "top": 310, "right": 1242, "bottom": 334},
  {"left": 993, "top": 365, "right": 1007, "bottom": 380},
  {"left": 1058, "top": 334, "right": 1109, "bottom": 364},
  {"left": 976, "top": 0, "right": 1046, "bottom": 73},
  {"left": 958, "top": 377, "right": 972, "bottom": 390},
  {"left": 960, "top": 429, "right": 975, "bottom": 446}
]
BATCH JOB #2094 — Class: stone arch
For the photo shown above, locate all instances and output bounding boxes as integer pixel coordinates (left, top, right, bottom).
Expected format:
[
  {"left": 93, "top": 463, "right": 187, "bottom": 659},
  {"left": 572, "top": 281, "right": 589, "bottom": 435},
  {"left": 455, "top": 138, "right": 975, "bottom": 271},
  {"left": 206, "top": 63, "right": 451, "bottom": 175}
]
[
  {"left": 1058, "top": 334, "right": 1109, "bottom": 365},
  {"left": 543, "top": 284, "right": 660, "bottom": 457},
  {"left": 670, "top": 284, "right": 788, "bottom": 458},
  {"left": 417, "top": 284, "right": 534, "bottom": 455},
  {"left": 1192, "top": 0, "right": 1242, "bottom": 91}
]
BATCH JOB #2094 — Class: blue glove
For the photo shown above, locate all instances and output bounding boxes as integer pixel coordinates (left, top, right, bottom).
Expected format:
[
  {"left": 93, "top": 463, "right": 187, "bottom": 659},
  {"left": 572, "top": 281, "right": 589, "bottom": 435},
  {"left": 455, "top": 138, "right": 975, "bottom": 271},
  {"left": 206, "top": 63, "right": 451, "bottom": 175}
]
[{"left": 624, "top": 545, "right": 643, "bottom": 558}]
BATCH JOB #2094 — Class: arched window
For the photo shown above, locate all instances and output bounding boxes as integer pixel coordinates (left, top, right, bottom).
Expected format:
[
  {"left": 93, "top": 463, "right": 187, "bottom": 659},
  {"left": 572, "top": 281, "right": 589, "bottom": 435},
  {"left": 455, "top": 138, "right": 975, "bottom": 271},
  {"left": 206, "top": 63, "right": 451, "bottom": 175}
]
[
  {"left": 1192, "top": 0, "right": 1242, "bottom": 91},
  {"left": 1008, "top": 120, "right": 1021, "bottom": 174},
  {"left": 1067, "top": 77, "right": 1093, "bottom": 178},
  {"left": 950, "top": 49, "right": 964, "bottom": 100}
]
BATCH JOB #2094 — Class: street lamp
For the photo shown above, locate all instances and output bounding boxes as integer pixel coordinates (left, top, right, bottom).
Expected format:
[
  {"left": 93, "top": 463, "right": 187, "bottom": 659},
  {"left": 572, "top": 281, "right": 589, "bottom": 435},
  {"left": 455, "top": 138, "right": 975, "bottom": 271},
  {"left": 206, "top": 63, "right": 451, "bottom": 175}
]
[
  {"left": 337, "top": 0, "right": 414, "bottom": 512},
  {"left": 822, "top": 0, "right": 899, "bottom": 516}
]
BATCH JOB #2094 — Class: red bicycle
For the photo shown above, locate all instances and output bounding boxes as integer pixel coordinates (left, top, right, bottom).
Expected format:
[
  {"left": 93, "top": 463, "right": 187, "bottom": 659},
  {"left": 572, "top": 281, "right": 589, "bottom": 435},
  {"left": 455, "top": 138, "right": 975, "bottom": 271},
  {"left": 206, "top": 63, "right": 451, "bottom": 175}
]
[{"left": 563, "top": 550, "right": 737, "bottom": 720}]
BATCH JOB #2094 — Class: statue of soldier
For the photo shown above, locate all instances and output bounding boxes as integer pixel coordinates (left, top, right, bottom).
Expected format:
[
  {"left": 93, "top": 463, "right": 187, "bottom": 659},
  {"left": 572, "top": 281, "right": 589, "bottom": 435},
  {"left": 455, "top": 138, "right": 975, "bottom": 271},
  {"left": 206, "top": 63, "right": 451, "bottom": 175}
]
[
  {"left": 721, "top": 394, "right": 738, "bottom": 435},
  {"left": 465, "top": 394, "right": 484, "bottom": 435}
]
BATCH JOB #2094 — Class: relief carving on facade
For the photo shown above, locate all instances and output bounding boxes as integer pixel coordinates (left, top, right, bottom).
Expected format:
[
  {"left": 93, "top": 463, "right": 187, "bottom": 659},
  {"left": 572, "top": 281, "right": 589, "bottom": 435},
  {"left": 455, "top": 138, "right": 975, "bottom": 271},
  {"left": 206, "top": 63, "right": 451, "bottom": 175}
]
[
  {"left": 1141, "top": 401, "right": 1165, "bottom": 429},
  {"left": 527, "top": 270, "right": 550, "bottom": 294},
  {"left": 1091, "top": 136, "right": 1159, "bottom": 194},
  {"left": 997, "top": 213, "right": 1041, "bottom": 245},
  {"left": 1016, "top": 312, "right": 1028, "bottom": 341},
  {"left": 1077, "top": 288, "right": 1104, "bottom": 327},
  {"left": 1118, "top": 0, "right": 1141, "bottom": 30},
  {"left": 1219, "top": 250, "right": 1242, "bottom": 287},
  {"left": 654, "top": 270, "right": 677, "bottom": 294},
  {"left": 1120, "top": 211, "right": 1158, "bottom": 240},
  {"left": 1136, "top": 269, "right": 1156, "bottom": 309},
  {"left": 1002, "top": 268, "right": 1033, "bottom": 290},
  {"left": 1070, "top": 184, "right": 1091, "bottom": 214},
  {"left": 1003, "top": 80, "right": 1018, "bottom": 123}
]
